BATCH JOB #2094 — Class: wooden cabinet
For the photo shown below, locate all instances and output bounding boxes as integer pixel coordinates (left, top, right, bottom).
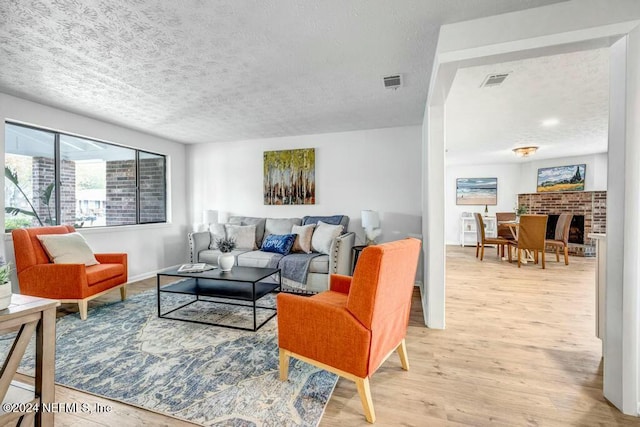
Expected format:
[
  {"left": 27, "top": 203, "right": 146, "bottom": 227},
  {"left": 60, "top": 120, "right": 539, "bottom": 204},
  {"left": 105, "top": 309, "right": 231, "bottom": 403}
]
[
  {"left": 0, "top": 295, "right": 59, "bottom": 426},
  {"left": 460, "top": 215, "right": 497, "bottom": 247}
]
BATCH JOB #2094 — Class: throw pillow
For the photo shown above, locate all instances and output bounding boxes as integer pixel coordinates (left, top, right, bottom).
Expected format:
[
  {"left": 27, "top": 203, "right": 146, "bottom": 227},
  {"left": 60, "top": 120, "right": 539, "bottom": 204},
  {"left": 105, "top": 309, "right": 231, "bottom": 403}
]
[
  {"left": 208, "top": 223, "right": 226, "bottom": 250},
  {"left": 224, "top": 224, "right": 257, "bottom": 250},
  {"left": 311, "top": 221, "right": 344, "bottom": 254},
  {"left": 291, "top": 224, "right": 315, "bottom": 254},
  {"left": 261, "top": 234, "right": 296, "bottom": 255},
  {"left": 37, "top": 232, "right": 100, "bottom": 266},
  {"left": 229, "top": 216, "right": 266, "bottom": 248}
]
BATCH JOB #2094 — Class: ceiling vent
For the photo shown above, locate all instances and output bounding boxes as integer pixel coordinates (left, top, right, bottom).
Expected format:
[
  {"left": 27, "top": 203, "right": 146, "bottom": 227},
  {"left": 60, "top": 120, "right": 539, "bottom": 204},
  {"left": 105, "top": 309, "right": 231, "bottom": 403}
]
[
  {"left": 481, "top": 73, "right": 510, "bottom": 88},
  {"left": 383, "top": 75, "right": 402, "bottom": 90}
]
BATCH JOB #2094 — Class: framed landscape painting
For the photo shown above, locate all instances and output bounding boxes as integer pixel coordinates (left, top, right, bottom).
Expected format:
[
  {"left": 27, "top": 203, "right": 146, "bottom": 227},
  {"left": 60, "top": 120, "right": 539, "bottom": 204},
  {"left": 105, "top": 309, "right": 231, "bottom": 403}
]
[
  {"left": 456, "top": 178, "right": 497, "bottom": 205},
  {"left": 537, "top": 164, "right": 586, "bottom": 192},
  {"left": 264, "top": 148, "right": 315, "bottom": 205}
]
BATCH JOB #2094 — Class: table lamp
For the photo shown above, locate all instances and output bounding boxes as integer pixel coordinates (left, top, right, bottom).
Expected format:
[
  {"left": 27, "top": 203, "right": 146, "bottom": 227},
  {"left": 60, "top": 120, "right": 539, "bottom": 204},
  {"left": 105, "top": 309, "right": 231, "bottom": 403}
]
[
  {"left": 203, "top": 210, "right": 219, "bottom": 229},
  {"left": 361, "top": 210, "right": 381, "bottom": 245}
]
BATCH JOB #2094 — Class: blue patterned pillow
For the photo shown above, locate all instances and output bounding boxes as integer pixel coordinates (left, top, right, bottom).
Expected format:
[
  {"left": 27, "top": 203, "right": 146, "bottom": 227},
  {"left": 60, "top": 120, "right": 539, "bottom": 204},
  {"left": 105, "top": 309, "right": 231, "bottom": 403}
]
[{"left": 261, "top": 234, "right": 296, "bottom": 255}]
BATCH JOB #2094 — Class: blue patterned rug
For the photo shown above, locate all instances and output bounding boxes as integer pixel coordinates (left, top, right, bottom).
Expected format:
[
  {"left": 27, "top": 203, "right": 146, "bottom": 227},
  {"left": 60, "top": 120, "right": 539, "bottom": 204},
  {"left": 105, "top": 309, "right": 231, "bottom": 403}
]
[{"left": 0, "top": 290, "right": 337, "bottom": 426}]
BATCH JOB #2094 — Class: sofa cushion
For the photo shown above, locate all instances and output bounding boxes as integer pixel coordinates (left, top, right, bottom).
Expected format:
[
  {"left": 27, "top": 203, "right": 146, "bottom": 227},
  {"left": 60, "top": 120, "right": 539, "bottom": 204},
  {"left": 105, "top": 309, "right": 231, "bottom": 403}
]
[
  {"left": 37, "top": 232, "right": 99, "bottom": 266},
  {"left": 225, "top": 224, "right": 257, "bottom": 250},
  {"left": 237, "top": 250, "right": 283, "bottom": 268},
  {"left": 261, "top": 233, "right": 296, "bottom": 255},
  {"left": 208, "top": 223, "right": 226, "bottom": 250},
  {"left": 311, "top": 221, "right": 344, "bottom": 254},
  {"left": 265, "top": 218, "right": 301, "bottom": 238},
  {"left": 86, "top": 263, "right": 125, "bottom": 286},
  {"left": 308, "top": 254, "right": 330, "bottom": 274},
  {"left": 229, "top": 216, "right": 266, "bottom": 248},
  {"left": 198, "top": 249, "right": 249, "bottom": 265},
  {"left": 291, "top": 224, "right": 315, "bottom": 254}
]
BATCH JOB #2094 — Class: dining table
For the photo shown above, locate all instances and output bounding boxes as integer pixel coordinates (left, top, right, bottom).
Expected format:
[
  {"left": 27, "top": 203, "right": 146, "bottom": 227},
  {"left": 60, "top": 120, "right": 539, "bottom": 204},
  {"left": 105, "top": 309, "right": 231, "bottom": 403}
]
[{"left": 500, "top": 221, "right": 535, "bottom": 263}]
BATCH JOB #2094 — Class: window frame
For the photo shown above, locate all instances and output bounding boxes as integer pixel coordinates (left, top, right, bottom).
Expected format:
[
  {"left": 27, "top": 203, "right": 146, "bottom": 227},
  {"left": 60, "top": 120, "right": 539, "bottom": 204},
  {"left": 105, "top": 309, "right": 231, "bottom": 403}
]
[{"left": 4, "top": 121, "right": 168, "bottom": 231}]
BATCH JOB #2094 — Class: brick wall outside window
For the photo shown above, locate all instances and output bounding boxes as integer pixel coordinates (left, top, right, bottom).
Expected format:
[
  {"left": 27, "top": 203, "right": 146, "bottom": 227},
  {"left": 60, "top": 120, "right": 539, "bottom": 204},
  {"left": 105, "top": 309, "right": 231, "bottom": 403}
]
[
  {"left": 32, "top": 158, "right": 76, "bottom": 226},
  {"left": 139, "top": 157, "right": 166, "bottom": 223},
  {"left": 105, "top": 160, "right": 136, "bottom": 226}
]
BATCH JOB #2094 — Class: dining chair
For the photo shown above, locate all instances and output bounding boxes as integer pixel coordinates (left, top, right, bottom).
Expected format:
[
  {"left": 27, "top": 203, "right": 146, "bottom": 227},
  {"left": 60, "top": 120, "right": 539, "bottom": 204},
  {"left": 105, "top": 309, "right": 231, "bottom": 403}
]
[
  {"left": 496, "top": 212, "right": 517, "bottom": 240},
  {"left": 545, "top": 213, "right": 573, "bottom": 265},
  {"left": 474, "top": 213, "right": 511, "bottom": 261},
  {"left": 509, "top": 214, "right": 548, "bottom": 268}
]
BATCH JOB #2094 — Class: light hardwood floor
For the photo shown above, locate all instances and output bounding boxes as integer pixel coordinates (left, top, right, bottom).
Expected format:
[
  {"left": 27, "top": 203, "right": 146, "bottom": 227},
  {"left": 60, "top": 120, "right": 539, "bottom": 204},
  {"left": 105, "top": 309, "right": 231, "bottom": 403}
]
[{"left": 12, "top": 247, "right": 640, "bottom": 426}]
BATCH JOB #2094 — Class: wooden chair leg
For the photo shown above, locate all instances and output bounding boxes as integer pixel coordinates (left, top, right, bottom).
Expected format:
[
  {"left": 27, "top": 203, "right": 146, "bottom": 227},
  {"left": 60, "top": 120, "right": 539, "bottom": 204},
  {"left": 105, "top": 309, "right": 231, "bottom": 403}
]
[
  {"left": 555, "top": 247, "right": 560, "bottom": 262},
  {"left": 396, "top": 339, "right": 409, "bottom": 371},
  {"left": 541, "top": 250, "right": 546, "bottom": 269},
  {"left": 120, "top": 285, "right": 127, "bottom": 301},
  {"left": 355, "top": 377, "right": 376, "bottom": 423},
  {"left": 476, "top": 243, "right": 479, "bottom": 258},
  {"left": 517, "top": 249, "right": 521, "bottom": 268},
  {"left": 279, "top": 349, "right": 289, "bottom": 381},
  {"left": 564, "top": 246, "right": 569, "bottom": 265},
  {"left": 78, "top": 300, "right": 88, "bottom": 320},
  {"left": 480, "top": 244, "right": 485, "bottom": 261}
]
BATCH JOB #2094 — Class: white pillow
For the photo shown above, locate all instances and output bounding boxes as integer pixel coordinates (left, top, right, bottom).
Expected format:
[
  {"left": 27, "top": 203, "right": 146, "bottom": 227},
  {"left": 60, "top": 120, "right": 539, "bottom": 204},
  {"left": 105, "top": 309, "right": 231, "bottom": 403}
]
[
  {"left": 208, "top": 223, "right": 226, "bottom": 250},
  {"left": 311, "top": 221, "right": 343, "bottom": 255},
  {"left": 292, "top": 224, "right": 315, "bottom": 254},
  {"left": 37, "top": 232, "right": 99, "bottom": 266},
  {"left": 224, "top": 224, "right": 257, "bottom": 250}
]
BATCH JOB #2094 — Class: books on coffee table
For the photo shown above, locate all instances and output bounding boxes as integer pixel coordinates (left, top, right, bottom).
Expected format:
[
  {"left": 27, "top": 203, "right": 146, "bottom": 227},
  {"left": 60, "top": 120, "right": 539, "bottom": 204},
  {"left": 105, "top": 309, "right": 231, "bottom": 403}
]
[{"left": 178, "top": 263, "right": 215, "bottom": 273}]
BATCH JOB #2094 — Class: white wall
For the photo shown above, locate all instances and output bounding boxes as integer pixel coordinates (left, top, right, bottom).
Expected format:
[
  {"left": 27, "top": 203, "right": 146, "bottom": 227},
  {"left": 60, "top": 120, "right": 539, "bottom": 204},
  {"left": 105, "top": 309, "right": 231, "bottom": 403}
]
[
  {"left": 518, "top": 153, "right": 608, "bottom": 193},
  {"left": 445, "top": 153, "right": 608, "bottom": 245},
  {"left": 0, "top": 93, "right": 189, "bottom": 282},
  {"left": 445, "top": 163, "right": 520, "bottom": 245},
  {"left": 187, "top": 126, "right": 423, "bottom": 248}
]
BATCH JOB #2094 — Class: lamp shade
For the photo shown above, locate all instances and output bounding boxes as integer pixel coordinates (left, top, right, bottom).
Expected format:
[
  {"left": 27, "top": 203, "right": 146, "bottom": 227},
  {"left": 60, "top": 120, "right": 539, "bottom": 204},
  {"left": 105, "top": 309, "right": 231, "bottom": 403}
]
[
  {"left": 361, "top": 210, "right": 380, "bottom": 229},
  {"left": 202, "top": 210, "right": 218, "bottom": 225},
  {"left": 218, "top": 211, "right": 229, "bottom": 224}
]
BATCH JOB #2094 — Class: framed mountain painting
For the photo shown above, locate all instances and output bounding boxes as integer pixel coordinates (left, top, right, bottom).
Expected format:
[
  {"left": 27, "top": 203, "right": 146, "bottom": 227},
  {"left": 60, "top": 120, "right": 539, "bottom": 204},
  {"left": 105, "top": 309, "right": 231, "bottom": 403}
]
[{"left": 537, "top": 164, "right": 586, "bottom": 192}]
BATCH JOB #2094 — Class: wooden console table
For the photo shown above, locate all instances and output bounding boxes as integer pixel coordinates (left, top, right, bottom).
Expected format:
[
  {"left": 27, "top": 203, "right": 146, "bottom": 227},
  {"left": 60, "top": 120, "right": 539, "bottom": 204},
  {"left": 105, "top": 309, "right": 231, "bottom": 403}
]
[{"left": 0, "top": 294, "right": 59, "bottom": 426}]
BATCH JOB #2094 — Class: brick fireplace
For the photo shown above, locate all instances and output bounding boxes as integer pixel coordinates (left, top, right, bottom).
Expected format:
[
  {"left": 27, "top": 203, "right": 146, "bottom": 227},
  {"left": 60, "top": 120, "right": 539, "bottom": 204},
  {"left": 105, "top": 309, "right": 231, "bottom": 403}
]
[{"left": 517, "top": 191, "right": 606, "bottom": 256}]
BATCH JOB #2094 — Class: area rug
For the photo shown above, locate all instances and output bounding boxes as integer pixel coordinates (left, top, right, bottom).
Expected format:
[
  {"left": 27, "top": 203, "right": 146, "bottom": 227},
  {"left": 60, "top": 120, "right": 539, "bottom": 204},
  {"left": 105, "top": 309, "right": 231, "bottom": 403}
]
[{"left": 0, "top": 290, "right": 337, "bottom": 426}]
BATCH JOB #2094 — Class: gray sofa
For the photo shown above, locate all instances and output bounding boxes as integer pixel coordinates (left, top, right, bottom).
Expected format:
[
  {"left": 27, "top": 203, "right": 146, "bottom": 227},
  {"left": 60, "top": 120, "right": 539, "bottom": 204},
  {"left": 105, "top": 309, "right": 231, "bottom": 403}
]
[{"left": 188, "top": 215, "right": 355, "bottom": 293}]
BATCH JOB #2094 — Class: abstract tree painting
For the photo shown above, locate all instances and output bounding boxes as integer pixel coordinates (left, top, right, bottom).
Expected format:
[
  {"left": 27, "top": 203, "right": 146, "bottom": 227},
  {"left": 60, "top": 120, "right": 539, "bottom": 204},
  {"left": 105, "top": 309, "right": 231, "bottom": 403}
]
[{"left": 264, "top": 148, "right": 315, "bottom": 205}]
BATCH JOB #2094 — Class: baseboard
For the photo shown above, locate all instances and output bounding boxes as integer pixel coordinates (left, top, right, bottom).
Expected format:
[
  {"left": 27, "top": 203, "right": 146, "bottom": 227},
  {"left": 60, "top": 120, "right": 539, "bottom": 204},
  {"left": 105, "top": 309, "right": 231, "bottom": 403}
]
[{"left": 128, "top": 264, "right": 183, "bottom": 283}]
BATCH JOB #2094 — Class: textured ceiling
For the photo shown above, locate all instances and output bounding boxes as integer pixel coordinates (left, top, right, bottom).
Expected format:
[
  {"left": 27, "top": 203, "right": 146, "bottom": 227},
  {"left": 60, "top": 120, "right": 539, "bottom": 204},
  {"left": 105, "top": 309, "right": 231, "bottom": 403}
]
[
  {"left": 0, "top": 0, "right": 564, "bottom": 144},
  {"left": 445, "top": 48, "right": 610, "bottom": 165}
]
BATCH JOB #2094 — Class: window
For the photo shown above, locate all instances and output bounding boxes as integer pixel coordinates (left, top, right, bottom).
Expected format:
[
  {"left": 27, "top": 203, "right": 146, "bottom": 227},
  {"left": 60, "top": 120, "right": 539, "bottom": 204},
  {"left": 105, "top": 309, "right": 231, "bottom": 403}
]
[{"left": 4, "top": 122, "right": 167, "bottom": 232}]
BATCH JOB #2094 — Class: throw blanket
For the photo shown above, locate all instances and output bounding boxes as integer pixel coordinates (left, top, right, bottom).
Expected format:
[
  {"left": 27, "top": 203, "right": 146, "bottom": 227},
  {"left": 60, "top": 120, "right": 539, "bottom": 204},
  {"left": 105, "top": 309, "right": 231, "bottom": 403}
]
[
  {"left": 265, "top": 253, "right": 284, "bottom": 269},
  {"left": 279, "top": 253, "right": 323, "bottom": 284},
  {"left": 303, "top": 215, "right": 344, "bottom": 226}
]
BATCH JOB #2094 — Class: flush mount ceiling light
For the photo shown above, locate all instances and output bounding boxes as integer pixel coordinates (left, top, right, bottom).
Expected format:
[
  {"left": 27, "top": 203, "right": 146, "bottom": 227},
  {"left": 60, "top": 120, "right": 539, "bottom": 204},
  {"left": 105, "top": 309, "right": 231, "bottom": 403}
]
[
  {"left": 541, "top": 118, "right": 559, "bottom": 127},
  {"left": 512, "top": 146, "right": 538, "bottom": 157}
]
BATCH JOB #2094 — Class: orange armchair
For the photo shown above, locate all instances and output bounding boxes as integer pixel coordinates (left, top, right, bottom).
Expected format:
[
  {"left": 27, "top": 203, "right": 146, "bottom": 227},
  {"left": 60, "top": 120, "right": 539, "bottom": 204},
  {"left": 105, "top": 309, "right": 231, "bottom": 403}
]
[
  {"left": 277, "top": 238, "right": 421, "bottom": 423},
  {"left": 12, "top": 225, "right": 128, "bottom": 320}
]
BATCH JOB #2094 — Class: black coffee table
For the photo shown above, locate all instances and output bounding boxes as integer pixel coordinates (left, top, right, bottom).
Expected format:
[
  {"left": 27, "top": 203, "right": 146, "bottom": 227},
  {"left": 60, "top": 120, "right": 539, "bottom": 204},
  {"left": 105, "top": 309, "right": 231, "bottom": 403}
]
[{"left": 157, "top": 266, "right": 281, "bottom": 331}]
